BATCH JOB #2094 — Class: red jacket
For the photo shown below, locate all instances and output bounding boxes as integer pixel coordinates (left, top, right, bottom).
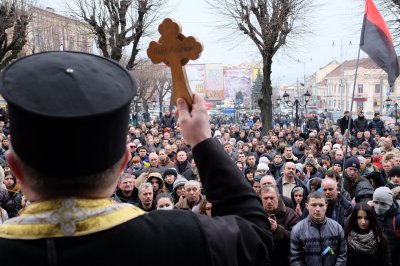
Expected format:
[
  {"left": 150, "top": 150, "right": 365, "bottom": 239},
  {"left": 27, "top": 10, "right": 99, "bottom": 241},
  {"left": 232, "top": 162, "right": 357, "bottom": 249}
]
[{"left": 372, "top": 155, "right": 382, "bottom": 170}]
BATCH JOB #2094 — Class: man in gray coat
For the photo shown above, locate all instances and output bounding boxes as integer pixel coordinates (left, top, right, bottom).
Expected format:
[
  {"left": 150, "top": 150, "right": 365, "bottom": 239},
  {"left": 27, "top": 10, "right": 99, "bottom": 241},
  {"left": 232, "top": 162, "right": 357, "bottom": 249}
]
[{"left": 290, "top": 191, "right": 347, "bottom": 266}]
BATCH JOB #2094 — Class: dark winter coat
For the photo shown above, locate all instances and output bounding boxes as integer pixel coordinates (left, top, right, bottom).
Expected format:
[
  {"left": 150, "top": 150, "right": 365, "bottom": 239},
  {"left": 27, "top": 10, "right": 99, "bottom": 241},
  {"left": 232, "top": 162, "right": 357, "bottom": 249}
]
[
  {"left": 339, "top": 116, "right": 354, "bottom": 134},
  {"left": 353, "top": 116, "right": 369, "bottom": 133},
  {"left": 270, "top": 198, "right": 300, "bottom": 266},
  {"left": 376, "top": 202, "right": 400, "bottom": 266},
  {"left": 368, "top": 118, "right": 385, "bottom": 136}
]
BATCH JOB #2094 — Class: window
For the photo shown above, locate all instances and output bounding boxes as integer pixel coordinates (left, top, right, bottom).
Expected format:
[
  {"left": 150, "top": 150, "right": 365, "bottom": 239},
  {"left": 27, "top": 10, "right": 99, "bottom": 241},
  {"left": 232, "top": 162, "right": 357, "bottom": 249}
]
[
  {"left": 375, "top": 84, "right": 380, "bottom": 94},
  {"left": 358, "top": 84, "right": 364, "bottom": 93}
]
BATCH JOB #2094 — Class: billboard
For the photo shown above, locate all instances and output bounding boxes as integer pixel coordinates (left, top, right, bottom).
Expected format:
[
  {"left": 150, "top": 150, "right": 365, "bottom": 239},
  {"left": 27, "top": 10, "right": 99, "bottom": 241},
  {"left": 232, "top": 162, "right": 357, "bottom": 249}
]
[
  {"left": 205, "top": 64, "right": 224, "bottom": 100},
  {"left": 186, "top": 64, "right": 205, "bottom": 95},
  {"left": 223, "top": 68, "right": 252, "bottom": 99}
]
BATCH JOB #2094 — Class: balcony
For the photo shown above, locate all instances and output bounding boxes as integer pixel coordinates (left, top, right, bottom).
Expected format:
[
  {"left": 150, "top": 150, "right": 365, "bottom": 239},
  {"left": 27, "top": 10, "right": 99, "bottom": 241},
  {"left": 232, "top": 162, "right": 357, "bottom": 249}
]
[{"left": 353, "top": 93, "right": 368, "bottom": 102}]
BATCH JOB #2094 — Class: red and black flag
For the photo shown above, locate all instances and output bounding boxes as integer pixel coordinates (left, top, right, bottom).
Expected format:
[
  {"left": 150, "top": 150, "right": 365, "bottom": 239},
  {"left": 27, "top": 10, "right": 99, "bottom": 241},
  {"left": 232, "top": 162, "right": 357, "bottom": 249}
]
[{"left": 360, "top": 0, "right": 399, "bottom": 86}]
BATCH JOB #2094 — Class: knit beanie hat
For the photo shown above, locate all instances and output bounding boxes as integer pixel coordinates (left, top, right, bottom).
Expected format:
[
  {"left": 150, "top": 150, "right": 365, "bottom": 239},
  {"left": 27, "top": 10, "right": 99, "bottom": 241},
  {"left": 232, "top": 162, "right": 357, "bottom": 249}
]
[
  {"left": 173, "top": 175, "right": 188, "bottom": 193},
  {"left": 373, "top": 187, "right": 394, "bottom": 206},
  {"left": 259, "top": 156, "right": 270, "bottom": 164},
  {"left": 345, "top": 157, "right": 360, "bottom": 170},
  {"left": 257, "top": 162, "right": 269, "bottom": 171},
  {"left": 163, "top": 168, "right": 178, "bottom": 179},
  {"left": 332, "top": 160, "right": 343, "bottom": 167},
  {"left": 388, "top": 166, "right": 400, "bottom": 178},
  {"left": 373, "top": 148, "right": 381, "bottom": 154},
  {"left": 322, "top": 145, "right": 331, "bottom": 151}
]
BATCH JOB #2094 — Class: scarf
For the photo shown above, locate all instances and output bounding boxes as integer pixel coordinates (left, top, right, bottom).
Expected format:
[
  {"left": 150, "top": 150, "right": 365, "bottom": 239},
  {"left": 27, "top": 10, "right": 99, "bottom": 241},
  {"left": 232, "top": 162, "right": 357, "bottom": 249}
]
[
  {"left": 177, "top": 160, "right": 188, "bottom": 174},
  {"left": 347, "top": 230, "right": 377, "bottom": 254}
]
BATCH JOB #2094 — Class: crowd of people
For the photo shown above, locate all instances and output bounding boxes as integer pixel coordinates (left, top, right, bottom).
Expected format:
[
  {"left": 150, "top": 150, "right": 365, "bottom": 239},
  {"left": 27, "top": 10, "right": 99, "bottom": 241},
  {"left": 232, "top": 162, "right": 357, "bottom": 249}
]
[
  {"left": 0, "top": 53, "right": 399, "bottom": 264},
  {"left": 114, "top": 108, "right": 399, "bottom": 265},
  {"left": 0, "top": 105, "right": 400, "bottom": 264}
]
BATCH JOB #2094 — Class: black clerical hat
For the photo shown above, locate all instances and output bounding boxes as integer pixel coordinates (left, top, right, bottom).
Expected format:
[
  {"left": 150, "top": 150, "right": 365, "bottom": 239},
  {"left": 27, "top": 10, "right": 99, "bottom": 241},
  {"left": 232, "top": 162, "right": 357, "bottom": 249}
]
[{"left": 0, "top": 51, "right": 137, "bottom": 177}]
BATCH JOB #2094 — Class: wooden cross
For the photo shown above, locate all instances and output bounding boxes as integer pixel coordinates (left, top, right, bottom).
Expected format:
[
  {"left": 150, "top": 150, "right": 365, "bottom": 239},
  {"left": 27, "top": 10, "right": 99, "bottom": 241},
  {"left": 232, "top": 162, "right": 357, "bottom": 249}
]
[{"left": 147, "top": 18, "right": 203, "bottom": 108}]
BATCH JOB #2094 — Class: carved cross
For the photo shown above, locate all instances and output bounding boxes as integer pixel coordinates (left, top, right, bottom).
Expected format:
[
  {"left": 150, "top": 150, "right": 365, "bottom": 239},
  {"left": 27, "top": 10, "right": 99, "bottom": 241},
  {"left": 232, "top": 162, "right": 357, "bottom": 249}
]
[{"left": 147, "top": 18, "right": 203, "bottom": 108}]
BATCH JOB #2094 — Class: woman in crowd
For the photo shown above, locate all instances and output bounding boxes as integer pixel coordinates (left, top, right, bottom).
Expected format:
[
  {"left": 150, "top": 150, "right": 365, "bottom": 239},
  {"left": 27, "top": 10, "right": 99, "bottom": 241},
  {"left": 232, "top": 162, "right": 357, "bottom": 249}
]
[
  {"left": 155, "top": 192, "right": 175, "bottom": 210},
  {"left": 244, "top": 166, "right": 256, "bottom": 183},
  {"left": 345, "top": 202, "right": 391, "bottom": 266},
  {"left": 3, "top": 170, "right": 22, "bottom": 217},
  {"left": 303, "top": 159, "right": 323, "bottom": 180},
  {"left": 291, "top": 186, "right": 306, "bottom": 217},
  {"left": 198, "top": 196, "right": 212, "bottom": 217}
]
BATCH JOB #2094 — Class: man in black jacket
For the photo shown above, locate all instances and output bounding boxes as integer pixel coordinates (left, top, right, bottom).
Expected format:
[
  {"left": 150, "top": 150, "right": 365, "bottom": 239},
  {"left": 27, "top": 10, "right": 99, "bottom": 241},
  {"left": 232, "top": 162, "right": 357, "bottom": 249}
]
[
  {"left": 339, "top": 110, "right": 354, "bottom": 134},
  {"left": 0, "top": 52, "right": 273, "bottom": 265},
  {"left": 160, "top": 110, "right": 175, "bottom": 129},
  {"left": 353, "top": 111, "right": 369, "bottom": 133}
]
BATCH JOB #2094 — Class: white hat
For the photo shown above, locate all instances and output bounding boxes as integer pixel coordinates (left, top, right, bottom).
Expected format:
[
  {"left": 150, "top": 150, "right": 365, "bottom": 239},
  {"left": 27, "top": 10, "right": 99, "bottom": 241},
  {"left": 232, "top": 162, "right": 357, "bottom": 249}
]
[
  {"left": 213, "top": 130, "right": 222, "bottom": 137},
  {"left": 259, "top": 157, "right": 270, "bottom": 164},
  {"left": 257, "top": 163, "right": 269, "bottom": 171}
]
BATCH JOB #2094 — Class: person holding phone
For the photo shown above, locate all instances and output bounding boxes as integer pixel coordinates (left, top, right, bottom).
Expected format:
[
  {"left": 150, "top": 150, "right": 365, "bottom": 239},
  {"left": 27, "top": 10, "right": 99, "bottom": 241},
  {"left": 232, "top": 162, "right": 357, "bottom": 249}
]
[{"left": 261, "top": 185, "right": 299, "bottom": 266}]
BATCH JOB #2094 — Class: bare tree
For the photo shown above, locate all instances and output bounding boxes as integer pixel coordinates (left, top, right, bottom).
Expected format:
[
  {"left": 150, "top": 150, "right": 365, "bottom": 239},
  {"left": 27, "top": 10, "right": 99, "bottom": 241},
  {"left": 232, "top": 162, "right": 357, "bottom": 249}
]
[
  {"left": 0, "top": 0, "right": 32, "bottom": 69},
  {"left": 207, "top": 0, "right": 313, "bottom": 133},
  {"left": 376, "top": 0, "right": 400, "bottom": 46},
  {"left": 67, "top": 0, "right": 168, "bottom": 70},
  {"left": 152, "top": 64, "right": 172, "bottom": 117}
]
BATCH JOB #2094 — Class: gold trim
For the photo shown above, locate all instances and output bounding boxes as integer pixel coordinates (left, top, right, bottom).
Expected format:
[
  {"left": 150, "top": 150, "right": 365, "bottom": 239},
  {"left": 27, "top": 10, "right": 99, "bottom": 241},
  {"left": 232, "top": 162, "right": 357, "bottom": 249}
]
[{"left": 0, "top": 198, "right": 145, "bottom": 239}]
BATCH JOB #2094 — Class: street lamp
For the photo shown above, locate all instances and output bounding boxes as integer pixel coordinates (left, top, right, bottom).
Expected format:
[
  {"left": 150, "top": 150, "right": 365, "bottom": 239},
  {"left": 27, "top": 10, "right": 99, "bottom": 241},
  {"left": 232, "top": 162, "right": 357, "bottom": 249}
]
[
  {"left": 276, "top": 96, "right": 281, "bottom": 107},
  {"left": 281, "top": 90, "right": 311, "bottom": 127},
  {"left": 385, "top": 97, "right": 398, "bottom": 126}
]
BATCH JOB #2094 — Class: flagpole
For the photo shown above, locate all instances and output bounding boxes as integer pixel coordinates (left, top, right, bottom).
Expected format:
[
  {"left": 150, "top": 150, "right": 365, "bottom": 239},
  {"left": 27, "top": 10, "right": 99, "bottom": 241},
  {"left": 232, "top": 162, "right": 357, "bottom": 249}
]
[{"left": 337, "top": 45, "right": 361, "bottom": 223}]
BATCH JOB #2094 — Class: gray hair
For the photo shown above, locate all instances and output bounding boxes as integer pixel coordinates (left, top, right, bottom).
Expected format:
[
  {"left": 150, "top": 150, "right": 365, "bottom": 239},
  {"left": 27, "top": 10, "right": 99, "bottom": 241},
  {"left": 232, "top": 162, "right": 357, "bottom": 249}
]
[
  {"left": 120, "top": 173, "right": 134, "bottom": 181},
  {"left": 260, "top": 175, "right": 277, "bottom": 187},
  {"left": 138, "top": 182, "right": 153, "bottom": 194},
  {"left": 260, "top": 184, "right": 279, "bottom": 196},
  {"left": 184, "top": 180, "right": 201, "bottom": 190}
]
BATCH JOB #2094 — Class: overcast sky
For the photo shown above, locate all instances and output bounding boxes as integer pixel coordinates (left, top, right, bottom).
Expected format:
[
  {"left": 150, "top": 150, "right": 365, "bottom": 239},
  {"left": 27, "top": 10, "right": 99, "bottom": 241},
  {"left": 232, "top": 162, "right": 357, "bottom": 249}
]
[{"left": 38, "top": 0, "right": 372, "bottom": 84}]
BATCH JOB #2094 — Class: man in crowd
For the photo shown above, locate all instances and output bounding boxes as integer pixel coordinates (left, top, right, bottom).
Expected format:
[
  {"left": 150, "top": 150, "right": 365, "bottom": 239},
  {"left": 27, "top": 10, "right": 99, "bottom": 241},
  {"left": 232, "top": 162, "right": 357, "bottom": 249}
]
[
  {"left": 283, "top": 146, "right": 298, "bottom": 163},
  {"left": 276, "top": 162, "right": 308, "bottom": 199},
  {"left": 160, "top": 110, "right": 175, "bottom": 129},
  {"left": 320, "top": 178, "right": 352, "bottom": 227},
  {"left": 136, "top": 182, "right": 156, "bottom": 211},
  {"left": 368, "top": 112, "right": 385, "bottom": 136},
  {"left": 372, "top": 187, "right": 400, "bottom": 265},
  {"left": 343, "top": 157, "right": 374, "bottom": 199},
  {"left": 290, "top": 192, "right": 347, "bottom": 266},
  {"left": 353, "top": 111, "right": 368, "bottom": 133},
  {"left": 175, "top": 180, "right": 203, "bottom": 210},
  {"left": 261, "top": 185, "right": 299, "bottom": 266},
  {"left": 112, "top": 173, "right": 139, "bottom": 204}
]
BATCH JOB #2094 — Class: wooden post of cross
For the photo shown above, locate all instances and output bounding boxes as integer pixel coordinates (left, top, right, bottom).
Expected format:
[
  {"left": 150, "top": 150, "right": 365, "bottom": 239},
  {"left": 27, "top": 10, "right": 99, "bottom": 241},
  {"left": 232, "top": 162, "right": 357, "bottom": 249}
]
[{"left": 147, "top": 18, "right": 203, "bottom": 109}]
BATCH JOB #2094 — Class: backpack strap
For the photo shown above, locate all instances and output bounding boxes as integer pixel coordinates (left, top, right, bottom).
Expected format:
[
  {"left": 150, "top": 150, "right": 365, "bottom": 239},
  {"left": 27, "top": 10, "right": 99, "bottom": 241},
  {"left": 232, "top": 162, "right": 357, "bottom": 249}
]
[{"left": 393, "top": 213, "right": 400, "bottom": 237}]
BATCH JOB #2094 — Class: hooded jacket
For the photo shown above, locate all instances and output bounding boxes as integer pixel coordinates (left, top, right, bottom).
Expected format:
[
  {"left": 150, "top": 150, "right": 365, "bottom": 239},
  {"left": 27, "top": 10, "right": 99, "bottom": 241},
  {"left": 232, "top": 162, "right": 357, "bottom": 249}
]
[{"left": 376, "top": 202, "right": 400, "bottom": 266}]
